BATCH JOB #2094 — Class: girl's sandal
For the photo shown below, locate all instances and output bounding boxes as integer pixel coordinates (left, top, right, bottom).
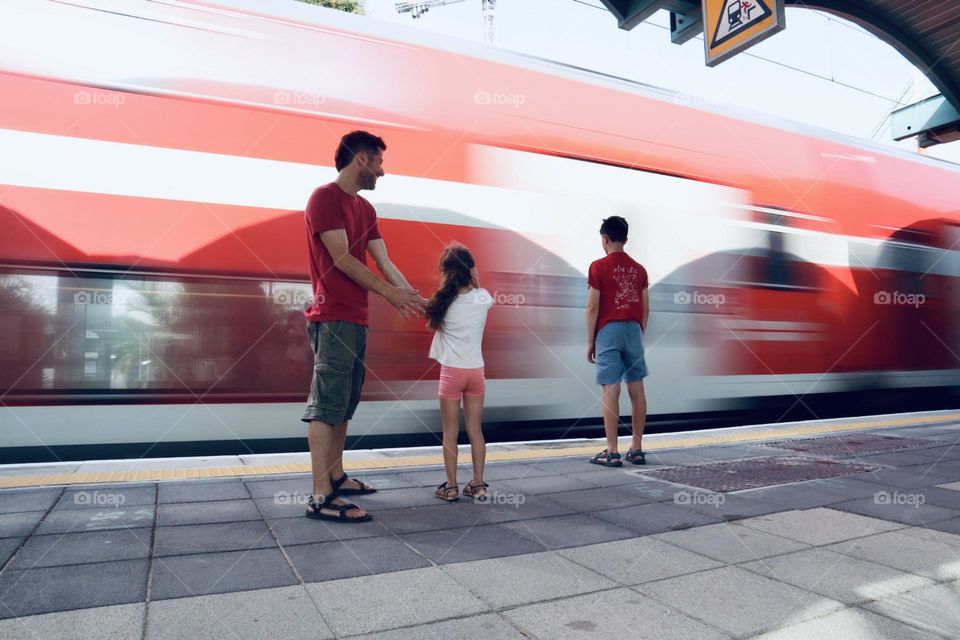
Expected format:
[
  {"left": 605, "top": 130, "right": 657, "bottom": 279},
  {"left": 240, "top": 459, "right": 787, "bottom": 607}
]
[
  {"left": 435, "top": 481, "right": 460, "bottom": 502},
  {"left": 463, "top": 481, "right": 489, "bottom": 499}
]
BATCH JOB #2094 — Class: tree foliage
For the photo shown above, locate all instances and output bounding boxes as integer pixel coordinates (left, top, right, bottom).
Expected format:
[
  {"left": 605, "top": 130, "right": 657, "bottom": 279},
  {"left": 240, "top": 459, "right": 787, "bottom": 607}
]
[{"left": 298, "top": 0, "right": 364, "bottom": 14}]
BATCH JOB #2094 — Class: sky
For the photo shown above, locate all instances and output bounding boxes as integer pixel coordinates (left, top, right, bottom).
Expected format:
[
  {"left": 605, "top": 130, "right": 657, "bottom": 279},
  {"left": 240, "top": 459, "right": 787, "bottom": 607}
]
[{"left": 360, "top": 0, "right": 960, "bottom": 164}]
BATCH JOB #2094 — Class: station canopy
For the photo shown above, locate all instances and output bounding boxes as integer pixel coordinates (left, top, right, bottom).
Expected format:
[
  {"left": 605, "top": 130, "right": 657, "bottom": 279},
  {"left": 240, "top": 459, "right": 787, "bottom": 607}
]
[{"left": 599, "top": 0, "right": 960, "bottom": 145}]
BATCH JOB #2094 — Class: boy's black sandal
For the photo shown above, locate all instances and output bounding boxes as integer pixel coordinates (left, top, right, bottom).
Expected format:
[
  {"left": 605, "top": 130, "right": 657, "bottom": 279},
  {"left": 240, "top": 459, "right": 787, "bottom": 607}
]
[
  {"left": 625, "top": 449, "right": 646, "bottom": 465},
  {"left": 590, "top": 450, "right": 623, "bottom": 467},
  {"left": 332, "top": 473, "right": 377, "bottom": 495},
  {"left": 306, "top": 495, "right": 372, "bottom": 522}
]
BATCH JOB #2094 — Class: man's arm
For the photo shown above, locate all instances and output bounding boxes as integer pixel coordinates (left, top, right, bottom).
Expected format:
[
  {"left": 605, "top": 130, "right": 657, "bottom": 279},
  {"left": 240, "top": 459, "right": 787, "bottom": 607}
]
[
  {"left": 641, "top": 288, "right": 649, "bottom": 333},
  {"left": 586, "top": 287, "right": 600, "bottom": 363},
  {"left": 319, "top": 229, "right": 422, "bottom": 317},
  {"left": 367, "top": 239, "right": 413, "bottom": 290}
]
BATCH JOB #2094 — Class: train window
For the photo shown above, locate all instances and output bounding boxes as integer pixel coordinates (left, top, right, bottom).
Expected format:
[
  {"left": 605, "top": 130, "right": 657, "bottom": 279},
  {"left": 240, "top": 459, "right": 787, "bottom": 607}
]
[{"left": 0, "top": 268, "right": 317, "bottom": 401}]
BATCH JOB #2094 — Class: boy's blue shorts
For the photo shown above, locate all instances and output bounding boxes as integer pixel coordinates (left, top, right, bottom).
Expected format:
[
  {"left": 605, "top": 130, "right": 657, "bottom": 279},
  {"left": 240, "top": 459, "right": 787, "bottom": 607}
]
[{"left": 595, "top": 321, "right": 647, "bottom": 385}]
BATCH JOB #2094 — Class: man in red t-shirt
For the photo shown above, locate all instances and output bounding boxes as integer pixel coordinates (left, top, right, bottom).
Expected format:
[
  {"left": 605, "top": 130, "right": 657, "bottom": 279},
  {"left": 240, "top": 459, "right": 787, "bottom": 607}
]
[
  {"left": 302, "top": 131, "right": 424, "bottom": 523},
  {"left": 586, "top": 216, "right": 650, "bottom": 467}
]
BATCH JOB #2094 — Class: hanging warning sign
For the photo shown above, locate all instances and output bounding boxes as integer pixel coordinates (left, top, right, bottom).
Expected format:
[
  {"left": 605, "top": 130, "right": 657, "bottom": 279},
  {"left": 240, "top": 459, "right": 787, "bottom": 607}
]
[{"left": 703, "top": 0, "right": 785, "bottom": 66}]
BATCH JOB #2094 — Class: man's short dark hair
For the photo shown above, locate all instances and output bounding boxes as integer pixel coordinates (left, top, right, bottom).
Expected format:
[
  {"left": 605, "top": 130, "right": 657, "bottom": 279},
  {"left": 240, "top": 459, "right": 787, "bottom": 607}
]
[
  {"left": 335, "top": 131, "right": 386, "bottom": 172},
  {"left": 600, "top": 216, "right": 628, "bottom": 243}
]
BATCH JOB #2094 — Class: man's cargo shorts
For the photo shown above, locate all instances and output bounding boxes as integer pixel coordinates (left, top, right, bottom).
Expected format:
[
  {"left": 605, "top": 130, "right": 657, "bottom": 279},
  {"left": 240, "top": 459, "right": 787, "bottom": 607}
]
[{"left": 301, "top": 320, "right": 367, "bottom": 426}]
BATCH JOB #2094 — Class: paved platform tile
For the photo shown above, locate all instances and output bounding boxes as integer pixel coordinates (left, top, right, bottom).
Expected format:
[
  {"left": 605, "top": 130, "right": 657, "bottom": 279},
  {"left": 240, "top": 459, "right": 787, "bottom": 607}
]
[
  {"left": 442, "top": 551, "right": 615, "bottom": 608},
  {"left": 244, "top": 478, "right": 311, "bottom": 499},
  {"left": 592, "top": 501, "right": 722, "bottom": 535},
  {"left": 829, "top": 495, "right": 957, "bottom": 526},
  {"left": 11, "top": 527, "right": 151, "bottom": 569},
  {"left": 653, "top": 522, "right": 808, "bottom": 564},
  {"left": 146, "top": 585, "right": 332, "bottom": 640},
  {"left": 400, "top": 523, "right": 545, "bottom": 564},
  {"left": 568, "top": 469, "right": 655, "bottom": 489},
  {"left": 0, "top": 488, "right": 61, "bottom": 515},
  {"left": 826, "top": 527, "right": 960, "bottom": 581},
  {"left": 268, "top": 515, "right": 391, "bottom": 546},
  {"left": 285, "top": 535, "right": 430, "bottom": 582},
  {"left": 349, "top": 487, "right": 454, "bottom": 511},
  {"left": 473, "top": 493, "right": 576, "bottom": 524},
  {"left": 0, "top": 602, "right": 144, "bottom": 640},
  {"left": 56, "top": 486, "right": 155, "bottom": 510},
  {"left": 495, "top": 475, "right": 596, "bottom": 496},
  {"left": 158, "top": 479, "right": 249, "bottom": 503},
  {"left": 740, "top": 547, "right": 933, "bottom": 604},
  {"left": 306, "top": 567, "right": 488, "bottom": 637},
  {"left": 0, "top": 511, "right": 44, "bottom": 539},
  {"left": 736, "top": 508, "right": 903, "bottom": 546},
  {"left": 156, "top": 500, "right": 261, "bottom": 527},
  {"left": 637, "top": 565, "right": 845, "bottom": 637},
  {"left": 155, "top": 520, "right": 276, "bottom": 556},
  {"left": 929, "top": 516, "right": 960, "bottom": 536},
  {"left": 352, "top": 613, "right": 526, "bottom": 640},
  {"left": 150, "top": 547, "right": 297, "bottom": 600},
  {"left": 557, "top": 536, "right": 722, "bottom": 586},
  {"left": 0, "top": 558, "right": 148, "bottom": 619},
  {"left": 504, "top": 587, "right": 728, "bottom": 640},
  {"left": 502, "top": 514, "right": 637, "bottom": 550},
  {"left": 373, "top": 501, "right": 487, "bottom": 535},
  {"left": 0, "top": 535, "right": 21, "bottom": 566},
  {"left": 545, "top": 486, "right": 655, "bottom": 511},
  {"left": 37, "top": 506, "right": 155, "bottom": 535},
  {"left": 863, "top": 580, "right": 960, "bottom": 638},
  {"left": 752, "top": 605, "right": 942, "bottom": 640}
]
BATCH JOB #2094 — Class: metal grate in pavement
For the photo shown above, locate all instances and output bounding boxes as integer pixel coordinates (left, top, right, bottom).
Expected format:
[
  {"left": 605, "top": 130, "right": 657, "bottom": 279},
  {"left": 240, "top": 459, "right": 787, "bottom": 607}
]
[
  {"left": 762, "top": 434, "right": 936, "bottom": 457},
  {"left": 638, "top": 456, "right": 880, "bottom": 492}
]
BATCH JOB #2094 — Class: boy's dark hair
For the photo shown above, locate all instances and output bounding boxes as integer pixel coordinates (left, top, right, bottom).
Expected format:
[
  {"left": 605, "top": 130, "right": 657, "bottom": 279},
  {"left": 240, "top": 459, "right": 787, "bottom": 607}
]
[
  {"left": 335, "top": 131, "right": 386, "bottom": 172},
  {"left": 600, "top": 216, "right": 628, "bottom": 243}
]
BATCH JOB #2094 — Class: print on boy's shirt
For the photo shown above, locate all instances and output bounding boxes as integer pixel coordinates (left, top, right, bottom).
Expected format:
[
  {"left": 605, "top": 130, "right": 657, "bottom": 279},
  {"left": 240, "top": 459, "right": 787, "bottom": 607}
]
[{"left": 613, "top": 265, "right": 641, "bottom": 310}]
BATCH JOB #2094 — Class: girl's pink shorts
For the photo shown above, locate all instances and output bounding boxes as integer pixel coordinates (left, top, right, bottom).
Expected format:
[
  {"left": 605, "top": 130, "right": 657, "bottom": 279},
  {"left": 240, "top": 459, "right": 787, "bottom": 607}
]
[{"left": 438, "top": 365, "right": 485, "bottom": 399}]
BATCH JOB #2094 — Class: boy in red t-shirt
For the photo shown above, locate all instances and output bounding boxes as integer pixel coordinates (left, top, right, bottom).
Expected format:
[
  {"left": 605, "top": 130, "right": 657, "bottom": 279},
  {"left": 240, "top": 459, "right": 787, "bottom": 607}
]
[{"left": 586, "top": 216, "right": 649, "bottom": 467}]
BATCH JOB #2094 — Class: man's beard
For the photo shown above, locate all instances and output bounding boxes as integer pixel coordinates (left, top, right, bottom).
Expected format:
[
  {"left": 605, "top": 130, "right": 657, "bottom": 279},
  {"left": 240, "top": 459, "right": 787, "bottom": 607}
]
[{"left": 360, "top": 166, "right": 377, "bottom": 190}]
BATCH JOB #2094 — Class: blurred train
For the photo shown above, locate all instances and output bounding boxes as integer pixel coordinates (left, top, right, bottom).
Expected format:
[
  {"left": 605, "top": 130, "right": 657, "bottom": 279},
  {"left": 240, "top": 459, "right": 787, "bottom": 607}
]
[{"left": 0, "top": 0, "right": 958, "bottom": 462}]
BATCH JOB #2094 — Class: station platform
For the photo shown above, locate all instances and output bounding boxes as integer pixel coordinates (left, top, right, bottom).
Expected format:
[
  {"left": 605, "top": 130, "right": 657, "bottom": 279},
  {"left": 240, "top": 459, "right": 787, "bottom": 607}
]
[{"left": 0, "top": 410, "right": 958, "bottom": 639}]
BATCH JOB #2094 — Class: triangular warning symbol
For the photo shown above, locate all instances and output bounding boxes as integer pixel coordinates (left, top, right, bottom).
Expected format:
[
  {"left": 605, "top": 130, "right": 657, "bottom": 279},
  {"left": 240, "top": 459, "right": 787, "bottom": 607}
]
[{"left": 711, "top": 0, "right": 774, "bottom": 48}]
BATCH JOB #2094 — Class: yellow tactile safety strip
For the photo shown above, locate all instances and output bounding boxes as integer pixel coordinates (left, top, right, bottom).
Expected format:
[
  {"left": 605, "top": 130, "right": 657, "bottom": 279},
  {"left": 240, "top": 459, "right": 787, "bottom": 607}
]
[{"left": 1, "top": 411, "right": 957, "bottom": 489}]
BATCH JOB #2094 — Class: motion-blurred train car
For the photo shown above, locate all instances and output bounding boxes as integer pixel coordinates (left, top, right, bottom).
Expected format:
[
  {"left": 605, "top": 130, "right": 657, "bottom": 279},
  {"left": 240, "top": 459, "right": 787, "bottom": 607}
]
[{"left": 0, "top": 0, "right": 957, "bottom": 460}]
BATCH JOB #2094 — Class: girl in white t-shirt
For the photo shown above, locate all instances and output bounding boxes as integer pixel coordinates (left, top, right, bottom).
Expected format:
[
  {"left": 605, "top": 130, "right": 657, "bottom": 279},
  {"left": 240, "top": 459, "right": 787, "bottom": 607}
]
[{"left": 425, "top": 244, "right": 494, "bottom": 502}]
